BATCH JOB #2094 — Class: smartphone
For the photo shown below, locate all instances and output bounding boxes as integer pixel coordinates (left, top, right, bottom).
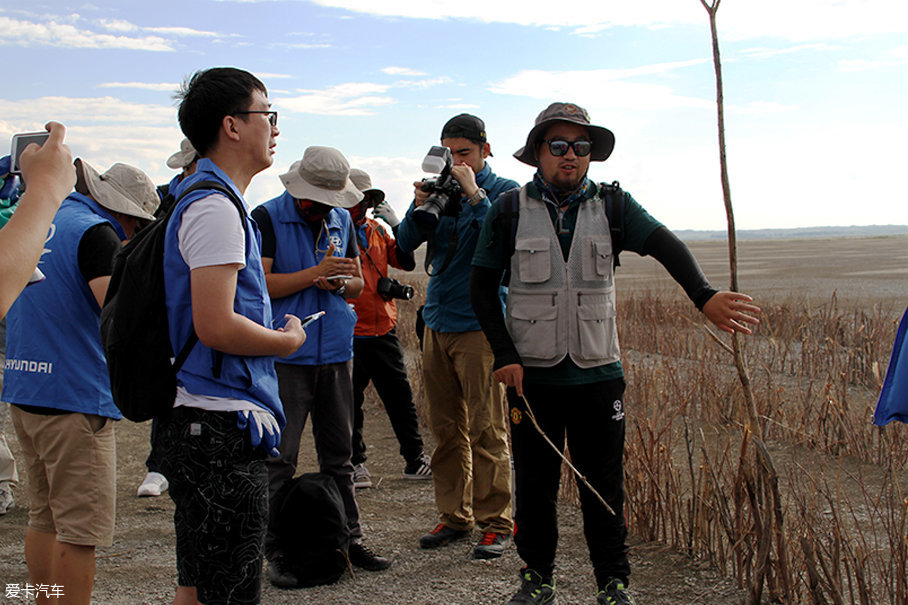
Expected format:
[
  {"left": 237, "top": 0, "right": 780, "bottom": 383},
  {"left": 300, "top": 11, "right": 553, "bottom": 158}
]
[
  {"left": 10, "top": 131, "right": 50, "bottom": 174},
  {"left": 325, "top": 274, "right": 352, "bottom": 281},
  {"left": 300, "top": 311, "right": 325, "bottom": 329}
]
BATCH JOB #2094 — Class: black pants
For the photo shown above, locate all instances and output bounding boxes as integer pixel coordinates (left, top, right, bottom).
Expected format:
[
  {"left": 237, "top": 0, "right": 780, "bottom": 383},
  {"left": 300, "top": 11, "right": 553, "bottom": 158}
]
[
  {"left": 266, "top": 361, "right": 361, "bottom": 559},
  {"left": 352, "top": 328, "right": 424, "bottom": 465},
  {"left": 509, "top": 378, "right": 630, "bottom": 590}
]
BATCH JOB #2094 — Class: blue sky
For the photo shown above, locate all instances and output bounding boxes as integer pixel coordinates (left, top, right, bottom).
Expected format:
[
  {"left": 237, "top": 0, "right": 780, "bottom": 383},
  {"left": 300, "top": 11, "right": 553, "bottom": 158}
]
[{"left": 2, "top": 0, "right": 906, "bottom": 230}]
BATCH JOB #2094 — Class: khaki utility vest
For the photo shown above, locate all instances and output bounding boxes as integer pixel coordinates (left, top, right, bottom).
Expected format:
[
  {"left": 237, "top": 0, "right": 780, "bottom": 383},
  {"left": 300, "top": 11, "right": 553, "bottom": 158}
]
[{"left": 505, "top": 186, "right": 620, "bottom": 369}]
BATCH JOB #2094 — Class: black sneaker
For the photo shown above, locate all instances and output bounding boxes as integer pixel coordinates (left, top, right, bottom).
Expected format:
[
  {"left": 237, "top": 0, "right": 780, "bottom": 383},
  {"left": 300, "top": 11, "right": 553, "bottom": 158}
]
[
  {"left": 348, "top": 542, "right": 391, "bottom": 571},
  {"left": 506, "top": 568, "right": 557, "bottom": 604},
  {"left": 266, "top": 556, "right": 299, "bottom": 588},
  {"left": 419, "top": 523, "right": 470, "bottom": 549},
  {"left": 473, "top": 531, "right": 510, "bottom": 559},
  {"left": 597, "top": 578, "right": 636, "bottom": 605},
  {"left": 403, "top": 452, "right": 432, "bottom": 480}
]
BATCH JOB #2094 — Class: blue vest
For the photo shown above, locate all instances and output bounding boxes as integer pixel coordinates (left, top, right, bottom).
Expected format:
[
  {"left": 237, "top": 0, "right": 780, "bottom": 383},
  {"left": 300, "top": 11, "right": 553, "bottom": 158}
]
[
  {"left": 874, "top": 307, "right": 908, "bottom": 426},
  {"left": 259, "top": 191, "right": 357, "bottom": 365},
  {"left": 3, "top": 194, "right": 125, "bottom": 417},
  {"left": 163, "top": 159, "right": 285, "bottom": 427}
]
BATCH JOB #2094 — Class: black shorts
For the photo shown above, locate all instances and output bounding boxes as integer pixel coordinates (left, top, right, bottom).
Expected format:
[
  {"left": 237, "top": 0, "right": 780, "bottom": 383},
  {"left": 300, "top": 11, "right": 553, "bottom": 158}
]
[{"left": 154, "top": 406, "right": 268, "bottom": 605}]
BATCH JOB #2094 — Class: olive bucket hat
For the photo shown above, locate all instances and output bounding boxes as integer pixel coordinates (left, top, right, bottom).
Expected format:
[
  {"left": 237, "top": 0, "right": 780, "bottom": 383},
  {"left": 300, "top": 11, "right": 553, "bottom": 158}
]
[{"left": 513, "top": 102, "right": 615, "bottom": 167}]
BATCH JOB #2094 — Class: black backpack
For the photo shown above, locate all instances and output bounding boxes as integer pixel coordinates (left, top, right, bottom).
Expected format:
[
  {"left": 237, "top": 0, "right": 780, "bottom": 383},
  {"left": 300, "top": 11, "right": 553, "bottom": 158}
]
[
  {"left": 494, "top": 181, "right": 626, "bottom": 286},
  {"left": 100, "top": 181, "right": 246, "bottom": 422},
  {"left": 271, "top": 472, "right": 351, "bottom": 587}
]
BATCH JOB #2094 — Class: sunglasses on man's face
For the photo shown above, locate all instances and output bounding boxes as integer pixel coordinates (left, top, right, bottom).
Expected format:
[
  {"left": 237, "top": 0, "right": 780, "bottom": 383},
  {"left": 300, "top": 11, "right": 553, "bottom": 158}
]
[{"left": 543, "top": 138, "right": 592, "bottom": 157}]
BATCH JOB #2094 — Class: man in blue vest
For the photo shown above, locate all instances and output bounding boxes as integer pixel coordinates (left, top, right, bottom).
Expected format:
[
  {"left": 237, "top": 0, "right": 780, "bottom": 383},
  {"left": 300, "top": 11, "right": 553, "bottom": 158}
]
[
  {"left": 395, "top": 114, "right": 518, "bottom": 560},
  {"left": 1, "top": 126, "right": 76, "bottom": 516},
  {"left": 471, "top": 102, "right": 761, "bottom": 605},
  {"left": 155, "top": 67, "right": 307, "bottom": 605},
  {"left": 252, "top": 146, "right": 391, "bottom": 586},
  {"left": 4, "top": 157, "right": 158, "bottom": 605}
]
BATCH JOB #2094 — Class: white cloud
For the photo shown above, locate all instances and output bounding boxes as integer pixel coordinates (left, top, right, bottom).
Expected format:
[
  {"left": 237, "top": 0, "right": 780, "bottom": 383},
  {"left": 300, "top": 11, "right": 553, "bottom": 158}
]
[
  {"left": 279, "top": 83, "right": 395, "bottom": 116},
  {"left": 0, "top": 16, "right": 174, "bottom": 51},
  {"left": 381, "top": 67, "right": 427, "bottom": 76},
  {"left": 490, "top": 66, "right": 712, "bottom": 112},
  {"left": 397, "top": 76, "right": 453, "bottom": 89},
  {"left": 437, "top": 103, "right": 480, "bottom": 110},
  {"left": 145, "top": 26, "right": 220, "bottom": 37},
  {"left": 838, "top": 45, "right": 908, "bottom": 72},
  {"left": 740, "top": 43, "right": 839, "bottom": 59},
  {"left": 98, "top": 82, "right": 180, "bottom": 92},
  {"left": 271, "top": 42, "right": 333, "bottom": 49},
  {"left": 728, "top": 101, "right": 797, "bottom": 116},
  {"left": 298, "top": 0, "right": 908, "bottom": 41},
  {"left": 0, "top": 96, "right": 174, "bottom": 125},
  {"left": 98, "top": 18, "right": 136, "bottom": 32}
]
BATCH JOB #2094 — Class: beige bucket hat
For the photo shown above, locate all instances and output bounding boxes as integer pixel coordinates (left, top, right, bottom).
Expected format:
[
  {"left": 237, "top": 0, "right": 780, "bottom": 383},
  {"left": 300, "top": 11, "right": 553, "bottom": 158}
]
[
  {"left": 349, "top": 168, "right": 386, "bottom": 206},
  {"left": 78, "top": 159, "right": 158, "bottom": 221},
  {"left": 166, "top": 138, "right": 198, "bottom": 170},
  {"left": 279, "top": 146, "right": 363, "bottom": 209},
  {"left": 513, "top": 102, "right": 615, "bottom": 167}
]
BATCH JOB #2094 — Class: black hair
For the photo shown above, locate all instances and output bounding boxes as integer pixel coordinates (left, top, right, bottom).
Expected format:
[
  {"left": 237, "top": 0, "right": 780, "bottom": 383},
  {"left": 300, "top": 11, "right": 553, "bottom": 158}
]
[{"left": 176, "top": 67, "right": 267, "bottom": 157}]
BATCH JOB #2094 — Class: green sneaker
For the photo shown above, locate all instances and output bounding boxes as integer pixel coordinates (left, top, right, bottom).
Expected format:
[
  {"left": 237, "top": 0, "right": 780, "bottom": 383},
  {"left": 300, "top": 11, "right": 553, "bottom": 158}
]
[
  {"left": 597, "top": 578, "right": 636, "bottom": 605},
  {"left": 506, "top": 568, "right": 557, "bottom": 604}
]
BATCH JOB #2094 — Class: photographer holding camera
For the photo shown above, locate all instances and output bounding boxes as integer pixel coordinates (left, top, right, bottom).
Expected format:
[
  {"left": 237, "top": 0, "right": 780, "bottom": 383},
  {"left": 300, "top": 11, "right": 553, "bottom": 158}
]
[
  {"left": 345, "top": 169, "right": 431, "bottom": 488},
  {"left": 396, "top": 114, "right": 519, "bottom": 559}
]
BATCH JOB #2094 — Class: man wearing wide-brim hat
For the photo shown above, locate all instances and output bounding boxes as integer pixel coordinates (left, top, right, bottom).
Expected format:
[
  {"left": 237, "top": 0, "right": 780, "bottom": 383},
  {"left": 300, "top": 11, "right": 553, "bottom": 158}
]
[
  {"left": 3, "top": 157, "right": 159, "bottom": 603},
  {"left": 252, "top": 146, "right": 392, "bottom": 582},
  {"left": 471, "top": 102, "right": 762, "bottom": 605}
]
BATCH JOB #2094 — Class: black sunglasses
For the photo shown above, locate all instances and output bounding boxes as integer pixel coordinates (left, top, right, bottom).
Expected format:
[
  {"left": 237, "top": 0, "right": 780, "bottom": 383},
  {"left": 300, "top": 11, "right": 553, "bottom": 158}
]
[
  {"left": 542, "top": 138, "right": 592, "bottom": 157},
  {"left": 234, "top": 110, "right": 278, "bottom": 127}
]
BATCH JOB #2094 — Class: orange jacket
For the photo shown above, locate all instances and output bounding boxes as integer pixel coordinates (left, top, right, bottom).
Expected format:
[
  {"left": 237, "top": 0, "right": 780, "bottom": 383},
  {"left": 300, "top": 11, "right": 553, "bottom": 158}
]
[{"left": 350, "top": 219, "right": 414, "bottom": 337}]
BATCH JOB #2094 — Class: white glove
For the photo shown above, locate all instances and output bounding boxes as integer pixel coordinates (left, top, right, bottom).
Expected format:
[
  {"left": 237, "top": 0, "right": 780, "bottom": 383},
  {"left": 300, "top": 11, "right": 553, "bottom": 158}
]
[
  {"left": 237, "top": 409, "right": 281, "bottom": 457},
  {"left": 373, "top": 200, "right": 400, "bottom": 227}
]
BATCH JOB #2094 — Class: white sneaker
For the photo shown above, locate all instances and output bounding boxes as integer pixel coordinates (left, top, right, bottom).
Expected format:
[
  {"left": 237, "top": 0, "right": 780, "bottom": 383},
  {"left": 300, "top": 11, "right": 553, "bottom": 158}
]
[
  {"left": 136, "top": 472, "right": 169, "bottom": 497},
  {"left": 0, "top": 482, "right": 13, "bottom": 514},
  {"left": 353, "top": 463, "right": 373, "bottom": 489}
]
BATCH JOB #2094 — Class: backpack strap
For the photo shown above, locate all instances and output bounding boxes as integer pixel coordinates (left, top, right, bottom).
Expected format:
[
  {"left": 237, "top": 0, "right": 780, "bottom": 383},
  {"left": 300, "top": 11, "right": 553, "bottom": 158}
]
[
  {"left": 491, "top": 187, "right": 520, "bottom": 287},
  {"left": 170, "top": 180, "right": 249, "bottom": 377},
  {"left": 599, "top": 180, "right": 625, "bottom": 268}
]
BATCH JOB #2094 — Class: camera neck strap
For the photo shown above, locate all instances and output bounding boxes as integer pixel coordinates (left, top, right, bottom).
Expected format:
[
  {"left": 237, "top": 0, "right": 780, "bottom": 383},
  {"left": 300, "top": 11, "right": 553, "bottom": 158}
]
[
  {"left": 423, "top": 219, "right": 459, "bottom": 277},
  {"left": 357, "top": 224, "right": 395, "bottom": 280}
]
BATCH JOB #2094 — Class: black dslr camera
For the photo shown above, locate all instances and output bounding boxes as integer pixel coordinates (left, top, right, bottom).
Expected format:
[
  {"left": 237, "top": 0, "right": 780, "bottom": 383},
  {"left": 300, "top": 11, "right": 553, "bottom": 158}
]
[
  {"left": 376, "top": 276, "right": 414, "bottom": 301},
  {"left": 412, "top": 146, "right": 462, "bottom": 228}
]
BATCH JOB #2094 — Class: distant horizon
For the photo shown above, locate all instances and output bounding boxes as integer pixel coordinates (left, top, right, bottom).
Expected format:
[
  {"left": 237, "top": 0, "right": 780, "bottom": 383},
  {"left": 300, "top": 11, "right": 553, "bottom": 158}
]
[{"left": 673, "top": 223, "right": 908, "bottom": 241}]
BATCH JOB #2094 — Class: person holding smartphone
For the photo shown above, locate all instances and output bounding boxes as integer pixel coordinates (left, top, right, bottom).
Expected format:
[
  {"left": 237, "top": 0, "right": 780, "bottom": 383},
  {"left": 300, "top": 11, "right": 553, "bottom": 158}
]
[
  {"left": 0, "top": 122, "right": 75, "bottom": 318},
  {"left": 251, "top": 146, "right": 392, "bottom": 586}
]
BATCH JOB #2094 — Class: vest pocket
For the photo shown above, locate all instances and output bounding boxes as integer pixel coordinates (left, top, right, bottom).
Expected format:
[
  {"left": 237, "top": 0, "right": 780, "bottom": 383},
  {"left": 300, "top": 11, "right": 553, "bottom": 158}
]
[
  {"left": 515, "top": 237, "right": 551, "bottom": 284},
  {"left": 581, "top": 237, "right": 613, "bottom": 282},
  {"left": 576, "top": 294, "right": 619, "bottom": 361},
  {"left": 507, "top": 293, "right": 558, "bottom": 361}
]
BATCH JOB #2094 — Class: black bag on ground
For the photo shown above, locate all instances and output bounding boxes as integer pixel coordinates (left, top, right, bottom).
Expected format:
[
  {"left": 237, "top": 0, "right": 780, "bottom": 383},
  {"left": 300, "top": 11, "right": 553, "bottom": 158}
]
[
  {"left": 100, "top": 181, "right": 245, "bottom": 422},
  {"left": 271, "top": 472, "right": 351, "bottom": 587}
]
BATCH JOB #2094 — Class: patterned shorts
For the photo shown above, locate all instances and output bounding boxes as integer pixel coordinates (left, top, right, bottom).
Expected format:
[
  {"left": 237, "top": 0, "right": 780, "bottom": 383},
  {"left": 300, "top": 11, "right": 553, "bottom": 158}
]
[{"left": 154, "top": 406, "right": 268, "bottom": 605}]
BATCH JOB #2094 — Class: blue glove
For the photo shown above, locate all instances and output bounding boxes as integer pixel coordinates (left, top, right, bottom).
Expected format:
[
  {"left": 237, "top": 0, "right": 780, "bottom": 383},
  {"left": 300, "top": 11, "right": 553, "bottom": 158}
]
[
  {"left": 237, "top": 409, "right": 281, "bottom": 457},
  {"left": 0, "top": 155, "right": 20, "bottom": 202}
]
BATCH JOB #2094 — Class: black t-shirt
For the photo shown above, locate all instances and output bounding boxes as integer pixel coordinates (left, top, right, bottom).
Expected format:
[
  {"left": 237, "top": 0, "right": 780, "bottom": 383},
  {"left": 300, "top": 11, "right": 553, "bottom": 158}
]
[{"left": 78, "top": 222, "right": 122, "bottom": 282}]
